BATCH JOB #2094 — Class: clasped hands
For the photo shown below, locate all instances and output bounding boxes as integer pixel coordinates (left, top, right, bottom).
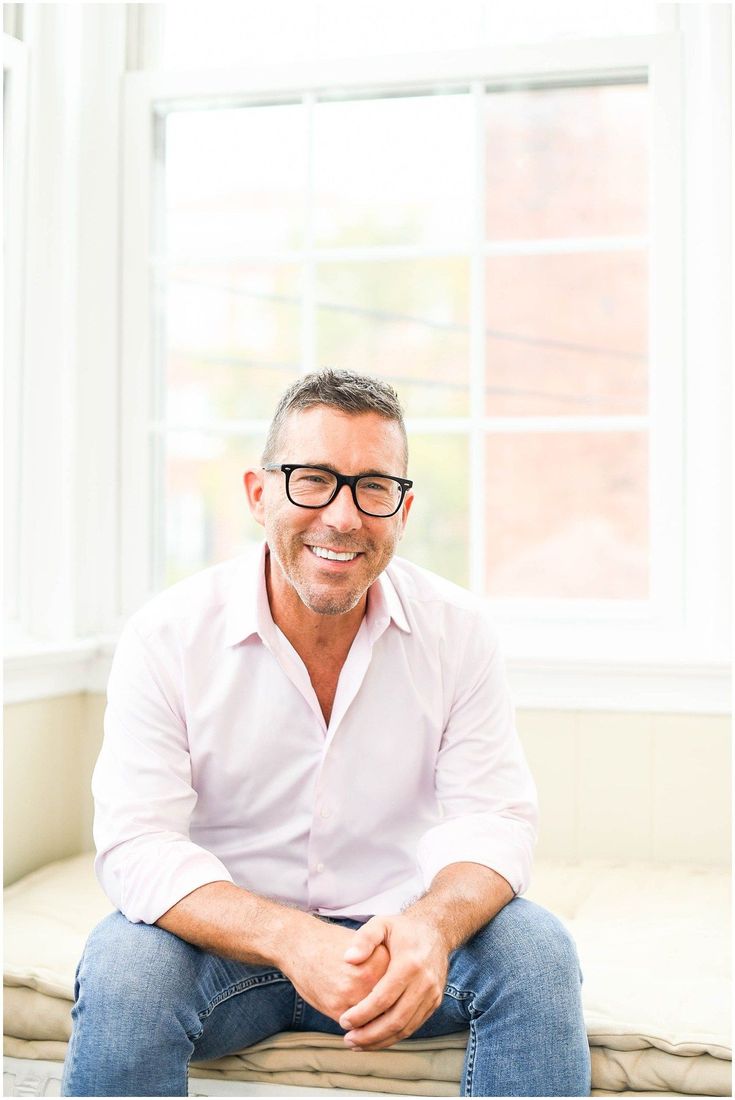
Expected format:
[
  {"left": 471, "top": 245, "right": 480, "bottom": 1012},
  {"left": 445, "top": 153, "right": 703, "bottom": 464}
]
[{"left": 284, "top": 912, "right": 448, "bottom": 1052}]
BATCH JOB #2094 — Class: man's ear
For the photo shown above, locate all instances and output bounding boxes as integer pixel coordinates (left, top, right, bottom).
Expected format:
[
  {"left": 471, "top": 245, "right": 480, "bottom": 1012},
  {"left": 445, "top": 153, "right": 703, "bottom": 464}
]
[
  {"left": 397, "top": 489, "right": 414, "bottom": 540},
  {"left": 243, "top": 469, "right": 266, "bottom": 528}
]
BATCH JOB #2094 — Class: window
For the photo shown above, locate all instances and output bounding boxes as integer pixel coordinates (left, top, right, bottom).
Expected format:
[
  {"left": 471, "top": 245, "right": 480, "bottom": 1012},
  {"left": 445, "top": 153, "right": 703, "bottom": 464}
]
[
  {"left": 1, "top": 3, "right": 726, "bottom": 715},
  {"left": 153, "top": 77, "right": 653, "bottom": 607},
  {"left": 119, "top": 6, "right": 730, "bottom": 685}
]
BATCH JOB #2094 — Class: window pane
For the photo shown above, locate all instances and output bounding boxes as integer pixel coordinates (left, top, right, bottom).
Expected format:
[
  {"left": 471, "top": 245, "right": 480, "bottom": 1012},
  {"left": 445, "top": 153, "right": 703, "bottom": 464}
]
[
  {"left": 164, "top": 263, "right": 301, "bottom": 421},
  {"left": 486, "top": 83, "right": 648, "bottom": 240},
  {"left": 316, "top": 259, "right": 470, "bottom": 417},
  {"left": 314, "top": 93, "right": 473, "bottom": 248},
  {"left": 161, "top": 431, "right": 265, "bottom": 587},
  {"left": 485, "top": 432, "right": 648, "bottom": 599},
  {"left": 164, "top": 104, "right": 306, "bottom": 258},
  {"left": 400, "top": 433, "right": 469, "bottom": 587},
  {"left": 485, "top": 251, "right": 647, "bottom": 416}
]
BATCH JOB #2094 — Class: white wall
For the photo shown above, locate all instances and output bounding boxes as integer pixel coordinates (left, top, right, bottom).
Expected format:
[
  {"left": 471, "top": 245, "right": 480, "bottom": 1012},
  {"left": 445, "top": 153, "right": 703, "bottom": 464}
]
[
  {"left": 520, "top": 710, "right": 731, "bottom": 864},
  {"left": 3, "top": 695, "right": 729, "bottom": 886}
]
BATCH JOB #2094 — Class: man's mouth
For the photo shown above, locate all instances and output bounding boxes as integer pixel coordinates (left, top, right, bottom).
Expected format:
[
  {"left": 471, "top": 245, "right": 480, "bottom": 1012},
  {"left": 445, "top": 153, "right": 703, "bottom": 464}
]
[{"left": 307, "top": 545, "right": 361, "bottom": 562}]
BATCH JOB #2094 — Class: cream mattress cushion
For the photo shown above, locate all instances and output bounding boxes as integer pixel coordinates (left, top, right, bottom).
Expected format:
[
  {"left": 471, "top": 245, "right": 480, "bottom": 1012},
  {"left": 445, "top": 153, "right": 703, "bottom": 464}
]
[{"left": 4, "top": 854, "right": 731, "bottom": 1095}]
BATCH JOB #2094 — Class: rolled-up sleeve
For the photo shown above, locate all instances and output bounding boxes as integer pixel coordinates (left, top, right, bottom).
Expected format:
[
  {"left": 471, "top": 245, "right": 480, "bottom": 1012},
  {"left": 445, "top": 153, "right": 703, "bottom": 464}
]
[
  {"left": 416, "top": 615, "right": 538, "bottom": 896},
  {"left": 93, "top": 622, "right": 233, "bottom": 924}
]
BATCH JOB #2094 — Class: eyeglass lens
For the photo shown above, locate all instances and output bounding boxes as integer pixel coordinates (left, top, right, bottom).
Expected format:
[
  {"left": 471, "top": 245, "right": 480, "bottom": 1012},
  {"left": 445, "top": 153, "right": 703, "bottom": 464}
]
[{"left": 288, "top": 468, "right": 402, "bottom": 515}]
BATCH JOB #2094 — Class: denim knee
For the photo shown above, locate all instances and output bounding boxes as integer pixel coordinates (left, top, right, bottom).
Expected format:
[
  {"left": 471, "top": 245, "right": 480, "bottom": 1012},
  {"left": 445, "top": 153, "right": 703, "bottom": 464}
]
[
  {"left": 74, "top": 910, "right": 202, "bottom": 1028},
  {"left": 464, "top": 898, "right": 582, "bottom": 997}
]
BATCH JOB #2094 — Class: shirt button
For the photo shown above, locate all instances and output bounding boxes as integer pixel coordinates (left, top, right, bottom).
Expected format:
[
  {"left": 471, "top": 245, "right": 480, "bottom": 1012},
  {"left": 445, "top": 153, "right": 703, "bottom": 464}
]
[
  {"left": 320, "top": 807, "right": 331, "bottom": 819},
  {"left": 316, "top": 862, "right": 325, "bottom": 873}
]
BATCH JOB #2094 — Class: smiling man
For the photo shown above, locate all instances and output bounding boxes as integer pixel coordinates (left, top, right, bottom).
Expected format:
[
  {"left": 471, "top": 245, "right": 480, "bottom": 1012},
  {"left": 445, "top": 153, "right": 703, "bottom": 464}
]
[{"left": 62, "top": 369, "right": 590, "bottom": 1097}]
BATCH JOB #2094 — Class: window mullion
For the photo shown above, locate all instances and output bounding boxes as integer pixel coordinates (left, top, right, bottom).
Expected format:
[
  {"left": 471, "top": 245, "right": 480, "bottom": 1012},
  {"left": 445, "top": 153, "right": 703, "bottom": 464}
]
[
  {"left": 151, "top": 112, "right": 169, "bottom": 594},
  {"left": 302, "top": 92, "right": 316, "bottom": 375},
  {"left": 469, "top": 80, "right": 486, "bottom": 596},
  {"left": 647, "top": 35, "right": 685, "bottom": 630}
]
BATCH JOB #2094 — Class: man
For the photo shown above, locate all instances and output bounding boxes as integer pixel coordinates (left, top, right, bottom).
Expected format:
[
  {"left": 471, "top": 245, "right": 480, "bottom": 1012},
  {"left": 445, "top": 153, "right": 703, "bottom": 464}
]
[{"left": 62, "top": 369, "right": 590, "bottom": 1097}]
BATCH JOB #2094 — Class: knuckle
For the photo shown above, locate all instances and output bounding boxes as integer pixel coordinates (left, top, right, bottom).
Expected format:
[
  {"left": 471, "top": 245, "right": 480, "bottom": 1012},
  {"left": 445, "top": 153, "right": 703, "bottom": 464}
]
[{"left": 344, "top": 973, "right": 367, "bottom": 998}]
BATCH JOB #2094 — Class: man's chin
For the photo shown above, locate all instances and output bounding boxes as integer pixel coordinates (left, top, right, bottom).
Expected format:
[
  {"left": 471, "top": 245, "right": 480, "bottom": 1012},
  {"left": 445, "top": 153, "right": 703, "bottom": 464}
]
[
  {"left": 291, "top": 569, "right": 367, "bottom": 616},
  {"left": 299, "top": 587, "right": 365, "bottom": 616}
]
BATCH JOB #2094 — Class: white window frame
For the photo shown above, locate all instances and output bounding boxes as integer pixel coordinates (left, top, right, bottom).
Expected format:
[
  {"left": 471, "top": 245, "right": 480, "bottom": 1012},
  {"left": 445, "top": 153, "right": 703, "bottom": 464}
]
[
  {"left": 5, "top": 7, "right": 730, "bottom": 713},
  {"left": 3, "top": 32, "right": 30, "bottom": 638},
  {"left": 3, "top": 6, "right": 127, "bottom": 696},
  {"left": 121, "top": 36, "right": 701, "bottom": 645}
]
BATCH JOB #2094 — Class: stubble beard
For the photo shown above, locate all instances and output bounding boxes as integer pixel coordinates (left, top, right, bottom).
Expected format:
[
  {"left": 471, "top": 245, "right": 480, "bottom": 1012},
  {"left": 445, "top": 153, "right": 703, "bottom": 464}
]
[{"left": 267, "top": 522, "right": 400, "bottom": 617}]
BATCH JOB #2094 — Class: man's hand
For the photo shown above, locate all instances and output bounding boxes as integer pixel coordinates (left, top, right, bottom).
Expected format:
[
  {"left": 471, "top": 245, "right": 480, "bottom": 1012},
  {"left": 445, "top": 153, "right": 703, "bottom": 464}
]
[
  {"left": 337, "top": 913, "right": 449, "bottom": 1051},
  {"left": 278, "top": 918, "right": 390, "bottom": 1025}
]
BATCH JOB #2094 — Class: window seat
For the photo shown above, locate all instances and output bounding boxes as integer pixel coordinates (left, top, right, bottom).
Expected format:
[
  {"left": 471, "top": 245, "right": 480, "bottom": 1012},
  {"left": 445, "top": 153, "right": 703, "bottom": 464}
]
[{"left": 3, "top": 855, "right": 730, "bottom": 1097}]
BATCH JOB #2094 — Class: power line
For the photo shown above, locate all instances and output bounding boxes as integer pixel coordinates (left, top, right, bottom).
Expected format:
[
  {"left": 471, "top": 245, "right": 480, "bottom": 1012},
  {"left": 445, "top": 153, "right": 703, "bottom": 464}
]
[
  {"left": 169, "top": 350, "right": 644, "bottom": 408},
  {"left": 166, "top": 274, "right": 645, "bottom": 363}
]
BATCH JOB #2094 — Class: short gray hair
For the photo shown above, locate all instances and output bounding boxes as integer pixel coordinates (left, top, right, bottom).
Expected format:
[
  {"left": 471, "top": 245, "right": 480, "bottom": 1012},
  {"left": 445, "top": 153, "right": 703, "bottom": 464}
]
[{"left": 262, "top": 369, "right": 408, "bottom": 471}]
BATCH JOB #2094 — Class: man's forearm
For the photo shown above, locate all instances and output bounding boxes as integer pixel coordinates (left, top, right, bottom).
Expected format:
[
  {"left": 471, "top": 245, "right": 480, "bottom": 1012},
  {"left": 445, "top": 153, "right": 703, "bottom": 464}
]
[
  {"left": 155, "top": 880, "right": 313, "bottom": 967},
  {"left": 156, "top": 881, "right": 392, "bottom": 1027},
  {"left": 405, "top": 862, "right": 514, "bottom": 953}
]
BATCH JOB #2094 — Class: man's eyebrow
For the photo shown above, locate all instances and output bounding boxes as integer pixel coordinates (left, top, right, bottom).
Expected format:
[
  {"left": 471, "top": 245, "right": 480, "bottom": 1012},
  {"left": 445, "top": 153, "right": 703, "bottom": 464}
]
[{"left": 299, "top": 462, "right": 397, "bottom": 478}]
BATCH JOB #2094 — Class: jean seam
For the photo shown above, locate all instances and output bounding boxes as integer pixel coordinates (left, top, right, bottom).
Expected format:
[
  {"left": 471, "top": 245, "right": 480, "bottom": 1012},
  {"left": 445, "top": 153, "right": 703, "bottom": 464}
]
[
  {"left": 183, "top": 1035, "right": 201, "bottom": 1097},
  {"left": 442, "top": 985, "right": 476, "bottom": 1095},
  {"left": 444, "top": 983, "right": 474, "bottom": 1005},
  {"left": 464, "top": 1016, "right": 478, "bottom": 1095},
  {"left": 291, "top": 991, "right": 305, "bottom": 1028},
  {"left": 193, "top": 972, "right": 287, "bottom": 1031},
  {"left": 186, "top": 972, "right": 289, "bottom": 1090}
]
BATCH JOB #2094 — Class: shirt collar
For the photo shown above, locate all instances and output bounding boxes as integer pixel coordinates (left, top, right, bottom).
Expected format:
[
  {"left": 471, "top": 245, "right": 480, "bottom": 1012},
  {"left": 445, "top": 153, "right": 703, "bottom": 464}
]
[
  {"left": 223, "top": 543, "right": 267, "bottom": 647},
  {"left": 370, "top": 566, "right": 411, "bottom": 635},
  {"left": 224, "top": 541, "right": 411, "bottom": 647}
]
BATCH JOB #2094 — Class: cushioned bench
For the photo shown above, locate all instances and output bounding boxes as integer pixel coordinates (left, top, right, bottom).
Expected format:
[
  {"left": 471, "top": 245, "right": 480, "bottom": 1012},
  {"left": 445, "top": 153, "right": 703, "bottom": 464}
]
[{"left": 3, "top": 855, "right": 730, "bottom": 1097}]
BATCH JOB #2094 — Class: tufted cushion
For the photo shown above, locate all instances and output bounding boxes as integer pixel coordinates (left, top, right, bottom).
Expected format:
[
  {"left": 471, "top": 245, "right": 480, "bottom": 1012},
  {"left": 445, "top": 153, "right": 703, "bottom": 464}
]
[{"left": 4, "top": 855, "right": 731, "bottom": 1095}]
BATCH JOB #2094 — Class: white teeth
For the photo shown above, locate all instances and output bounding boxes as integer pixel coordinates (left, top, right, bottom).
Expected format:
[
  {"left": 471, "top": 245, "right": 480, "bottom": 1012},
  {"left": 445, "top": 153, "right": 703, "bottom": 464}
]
[{"left": 309, "top": 546, "right": 358, "bottom": 561}]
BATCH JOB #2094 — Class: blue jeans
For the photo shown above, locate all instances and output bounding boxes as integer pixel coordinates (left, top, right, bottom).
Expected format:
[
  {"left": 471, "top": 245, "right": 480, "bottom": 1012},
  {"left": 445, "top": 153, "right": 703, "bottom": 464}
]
[{"left": 61, "top": 899, "right": 590, "bottom": 1097}]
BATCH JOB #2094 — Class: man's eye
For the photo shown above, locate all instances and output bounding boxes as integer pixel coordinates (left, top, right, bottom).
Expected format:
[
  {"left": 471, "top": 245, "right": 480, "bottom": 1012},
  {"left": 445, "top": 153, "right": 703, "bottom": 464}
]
[{"left": 293, "top": 472, "right": 332, "bottom": 487}]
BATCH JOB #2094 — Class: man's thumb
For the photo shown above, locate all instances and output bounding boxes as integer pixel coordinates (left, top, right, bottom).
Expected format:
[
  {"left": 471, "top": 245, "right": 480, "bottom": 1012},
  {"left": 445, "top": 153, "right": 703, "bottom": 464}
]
[{"left": 343, "top": 917, "right": 386, "bottom": 963}]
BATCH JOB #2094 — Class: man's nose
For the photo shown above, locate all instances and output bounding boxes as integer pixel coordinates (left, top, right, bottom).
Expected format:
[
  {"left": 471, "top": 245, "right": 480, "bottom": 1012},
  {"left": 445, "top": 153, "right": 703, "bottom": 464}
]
[{"left": 321, "top": 484, "right": 363, "bottom": 531}]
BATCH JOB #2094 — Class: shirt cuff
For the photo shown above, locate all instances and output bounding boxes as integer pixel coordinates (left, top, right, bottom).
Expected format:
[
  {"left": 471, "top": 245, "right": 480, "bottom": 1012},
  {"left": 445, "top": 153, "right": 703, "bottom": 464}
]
[
  {"left": 416, "top": 814, "right": 536, "bottom": 897},
  {"left": 95, "top": 836, "right": 234, "bottom": 925}
]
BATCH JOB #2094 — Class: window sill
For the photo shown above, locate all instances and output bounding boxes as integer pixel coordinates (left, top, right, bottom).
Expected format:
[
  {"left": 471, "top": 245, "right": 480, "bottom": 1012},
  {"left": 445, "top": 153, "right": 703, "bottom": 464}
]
[
  {"left": 507, "top": 654, "right": 729, "bottom": 713},
  {"left": 3, "top": 635, "right": 730, "bottom": 713},
  {"left": 3, "top": 638, "right": 116, "bottom": 705}
]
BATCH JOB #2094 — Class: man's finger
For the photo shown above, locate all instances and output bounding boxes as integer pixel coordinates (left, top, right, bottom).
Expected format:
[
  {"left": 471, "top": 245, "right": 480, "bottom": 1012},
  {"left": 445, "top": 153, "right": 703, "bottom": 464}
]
[
  {"left": 345, "top": 990, "right": 427, "bottom": 1051},
  {"left": 339, "top": 967, "right": 406, "bottom": 1030},
  {"left": 342, "top": 916, "right": 387, "bottom": 964}
]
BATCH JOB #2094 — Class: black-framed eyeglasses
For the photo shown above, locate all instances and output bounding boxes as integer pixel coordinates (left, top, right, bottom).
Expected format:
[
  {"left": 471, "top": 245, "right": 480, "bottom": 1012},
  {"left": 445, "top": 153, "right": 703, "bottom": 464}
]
[{"left": 263, "top": 464, "right": 413, "bottom": 518}]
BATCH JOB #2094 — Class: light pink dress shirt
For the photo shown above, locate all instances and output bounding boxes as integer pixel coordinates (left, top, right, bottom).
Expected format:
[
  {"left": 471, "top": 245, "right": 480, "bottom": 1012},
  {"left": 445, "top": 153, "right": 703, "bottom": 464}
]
[{"left": 93, "top": 545, "right": 538, "bottom": 925}]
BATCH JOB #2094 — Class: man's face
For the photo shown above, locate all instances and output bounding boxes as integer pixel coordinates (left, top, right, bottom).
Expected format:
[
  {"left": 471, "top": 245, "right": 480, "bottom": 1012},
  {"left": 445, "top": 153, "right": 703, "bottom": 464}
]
[{"left": 247, "top": 407, "right": 413, "bottom": 618}]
